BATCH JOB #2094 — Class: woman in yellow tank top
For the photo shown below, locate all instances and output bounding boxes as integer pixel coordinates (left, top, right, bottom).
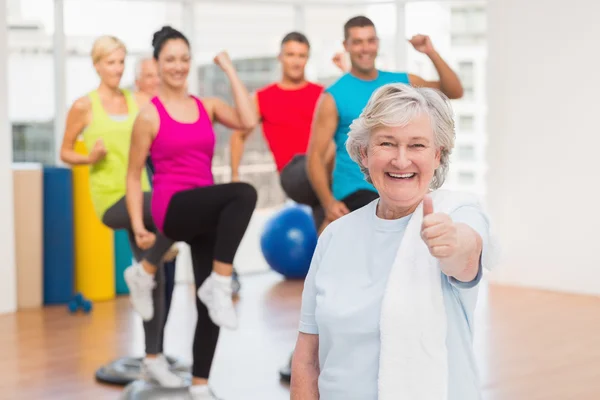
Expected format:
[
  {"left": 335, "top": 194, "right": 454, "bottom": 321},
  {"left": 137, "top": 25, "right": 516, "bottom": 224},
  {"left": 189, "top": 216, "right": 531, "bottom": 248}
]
[{"left": 59, "top": 35, "right": 184, "bottom": 388}]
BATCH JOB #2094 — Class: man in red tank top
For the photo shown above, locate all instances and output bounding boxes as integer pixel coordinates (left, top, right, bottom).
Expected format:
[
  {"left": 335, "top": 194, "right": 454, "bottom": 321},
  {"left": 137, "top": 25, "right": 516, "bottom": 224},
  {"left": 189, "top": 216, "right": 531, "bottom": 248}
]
[{"left": 230, "top": 32, "right": 347, "bottom": 229}]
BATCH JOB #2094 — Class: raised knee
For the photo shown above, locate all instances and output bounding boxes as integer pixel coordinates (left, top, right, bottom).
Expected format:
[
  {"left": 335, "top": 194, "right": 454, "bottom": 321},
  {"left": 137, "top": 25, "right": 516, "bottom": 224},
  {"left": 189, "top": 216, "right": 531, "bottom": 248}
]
[{"left": 235, "top": 182, "right": 258, "bottom": 206}]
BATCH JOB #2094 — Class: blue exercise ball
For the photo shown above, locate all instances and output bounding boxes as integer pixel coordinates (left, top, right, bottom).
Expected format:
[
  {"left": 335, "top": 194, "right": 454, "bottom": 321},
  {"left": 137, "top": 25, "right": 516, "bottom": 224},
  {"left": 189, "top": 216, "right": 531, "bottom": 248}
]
[{"left": 260, "top": 205, "right": 318, "bottom": 279}]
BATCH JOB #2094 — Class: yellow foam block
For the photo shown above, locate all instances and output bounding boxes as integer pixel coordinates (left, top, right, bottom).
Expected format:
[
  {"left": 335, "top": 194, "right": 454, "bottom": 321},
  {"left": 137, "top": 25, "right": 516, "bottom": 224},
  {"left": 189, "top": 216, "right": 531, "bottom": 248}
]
[{"left": 73, "top": 140, "right": 115, "bottom": 301}]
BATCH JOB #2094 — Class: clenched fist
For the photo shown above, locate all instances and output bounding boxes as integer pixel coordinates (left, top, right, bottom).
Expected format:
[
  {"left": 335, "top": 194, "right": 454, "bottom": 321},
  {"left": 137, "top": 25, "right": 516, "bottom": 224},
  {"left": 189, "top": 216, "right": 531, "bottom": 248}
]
[
  {"left": 88, "top": 138, "right": 107, "bottom": 164},
  {"left": 408, "top": 34, "right": 436, "bottom": 56},
  {"left": 332, "top": 52, "right": 350, "bottom": 73},
  {"left": 421, "top": 195, "right": 458, "bottom": 259},
  {"left": 133, "top": 227, "right": 156, "bottom": 250},
  {"left": 214, "top": 51, "right": 234, "bottom": 73},
  {"left": 325, "top": 199, "right": 349, "bottom": 222}
]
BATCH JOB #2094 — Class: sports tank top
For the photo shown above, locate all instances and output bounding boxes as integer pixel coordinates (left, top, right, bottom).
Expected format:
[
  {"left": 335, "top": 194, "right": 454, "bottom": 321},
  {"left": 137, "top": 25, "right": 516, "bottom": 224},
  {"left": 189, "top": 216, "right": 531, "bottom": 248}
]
[
  {"left": 82, "top": 89, "right": 151, "bottom": 219},
  {"left": 257, "top": 82, "right": 324, "bottom": 171},
  {"left": 326, "top": 71, "right": 410, "bottom": 200},
  {"left": 149, "top": 95, "right": 216, "bottom": 233}
]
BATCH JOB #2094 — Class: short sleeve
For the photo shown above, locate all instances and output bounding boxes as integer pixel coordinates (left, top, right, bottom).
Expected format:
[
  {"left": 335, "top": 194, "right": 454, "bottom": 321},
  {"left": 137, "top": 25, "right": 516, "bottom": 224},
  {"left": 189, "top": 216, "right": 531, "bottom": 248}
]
[
  {"left": 447, "top": 205, "right": 490, "bottom": 290},
  {"left": 298, "top": 226, "right": 333, "bottom": 334},
  {"left": 392, "top": 71, "right": 410, "bottom": 84}
]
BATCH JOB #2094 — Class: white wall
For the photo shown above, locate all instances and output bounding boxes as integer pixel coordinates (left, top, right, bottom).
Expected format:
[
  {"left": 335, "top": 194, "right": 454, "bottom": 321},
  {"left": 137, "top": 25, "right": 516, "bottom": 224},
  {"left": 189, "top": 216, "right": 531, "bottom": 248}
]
[
  {"left": 7, "top": 55, "right": 145, "bottom": 122},
  {"left": 0, "top": 0, "right": 18, "bottom": 314},
  {"left": 486, "top": 0, "right": 600, "bottom": 295}
]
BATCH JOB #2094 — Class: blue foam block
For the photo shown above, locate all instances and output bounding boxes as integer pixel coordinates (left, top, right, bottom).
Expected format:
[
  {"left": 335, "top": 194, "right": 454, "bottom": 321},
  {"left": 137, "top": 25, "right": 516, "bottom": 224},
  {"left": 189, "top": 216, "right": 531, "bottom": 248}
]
[{"left": 43, "top": 167, "right": 75, "bottom": 305}]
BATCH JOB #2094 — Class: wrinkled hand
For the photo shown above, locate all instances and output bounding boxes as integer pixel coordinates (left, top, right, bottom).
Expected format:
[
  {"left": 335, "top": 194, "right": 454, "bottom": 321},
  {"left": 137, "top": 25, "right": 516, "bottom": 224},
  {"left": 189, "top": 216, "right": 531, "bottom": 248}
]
[
  {"left": 134, "top": 227, "right": 156, "bottom": 250},
  {"left": 325, "top": 200, "right": 350, "bottom": 222},
  {"left": 421, "top": 195, "right": 458, "bottom": 259},
  {"left": 88, "top": 138, "right": 107, "bottom": 164},
  {"left": 214, "top": 51, "right": 234, "bottom": 73},
  {"left": 408, "top": 34, "right": 435, "bottom": 55},
  {"left": 332, "top": 52, "right": 350, "bottom": 72}
]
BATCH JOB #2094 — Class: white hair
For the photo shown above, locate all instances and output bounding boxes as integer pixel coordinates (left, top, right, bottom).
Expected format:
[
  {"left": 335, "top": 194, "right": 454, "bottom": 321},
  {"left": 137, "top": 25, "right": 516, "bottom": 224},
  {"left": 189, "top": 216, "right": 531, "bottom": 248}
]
[
  {"left": 134, "top": 54, "right": 154, "bottom": 80},
  {"left": 346, "top": 83, "right": 455, "bottom": 190}
]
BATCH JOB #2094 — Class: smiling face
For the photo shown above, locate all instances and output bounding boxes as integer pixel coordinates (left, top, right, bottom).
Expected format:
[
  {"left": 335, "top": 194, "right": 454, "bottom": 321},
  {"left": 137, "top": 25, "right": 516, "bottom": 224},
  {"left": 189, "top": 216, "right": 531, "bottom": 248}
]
[
  {"left": 344, "top": 26, "right": 379, "bottom": 75},
  {"left": 156, "top": 38, "right": 190, "bottom": 90},
  {"left": 94, "top": 47, "right": 125, "bottom": 89},
  {"left": 362, "top": 114, "right": 441, "bottom": 212}
]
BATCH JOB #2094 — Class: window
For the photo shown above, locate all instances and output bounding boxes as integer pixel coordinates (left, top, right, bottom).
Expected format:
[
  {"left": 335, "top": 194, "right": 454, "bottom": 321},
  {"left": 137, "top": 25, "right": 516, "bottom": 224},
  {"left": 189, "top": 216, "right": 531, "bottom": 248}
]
[
  {"left": 463, "top": 88, "right": 475, "bottom": 101},
  {"left": 457, "top": 61, "right": 475, "bottom": 100},
  {"left": 12, "top": 123, "right": 54, "bottom": 165},
  {"left": 458, "top": 115, "right": 475, "bottom": 132},
  {"left": 458, "top": 171, "right": 476, "bottom": 185},
  {"left": 458, "top": 61, "right": 475, "bottom": 85},
  {"left": 407, "top": 2, "right": 487, "bottom": 194},
  {"left": 452, "top": 8, "right": 468, "bottom": 32},
  {"left": 457, "top": 145, "right": 476, "bottom": 161},
  {"left": 451, "top": 6, "right": 486, "bottom": 35},
  {"left": 450, "top": 4, "right": 486, "bottom": 47}
]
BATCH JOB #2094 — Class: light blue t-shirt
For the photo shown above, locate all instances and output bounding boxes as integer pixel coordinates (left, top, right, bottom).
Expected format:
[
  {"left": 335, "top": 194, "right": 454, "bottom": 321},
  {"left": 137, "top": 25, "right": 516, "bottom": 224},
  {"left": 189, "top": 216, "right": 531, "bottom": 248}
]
[
  {"left": 299, "top": 199, "right": 489, "bottom": 400},
  {"left": 326, "top": 71, "right": 411, "bottom": 201}
]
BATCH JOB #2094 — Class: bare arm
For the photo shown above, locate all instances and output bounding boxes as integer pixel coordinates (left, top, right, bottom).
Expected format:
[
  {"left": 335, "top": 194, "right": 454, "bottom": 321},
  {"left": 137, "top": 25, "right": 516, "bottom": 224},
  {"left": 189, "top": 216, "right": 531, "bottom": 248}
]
[
  {"left": 229, "top": 94, "right": 260, "bottom": 181},
  {"left": 307, "top": 94, "right": 337, "bottom": 208},
  {"left": 307, "top": 94, "right": 349, "bottom": 220},
  {"left": 290, "top": 332, "right": 320, "bottom": 399},
  {"left": 59, "top": 97, "right": 98, "bottom": 165},
  {"left": 408, "top": 57, "right": 464, "bottom": 99},
  {"left": 408, "top": 35, "right": 464, "bottom": 100},
  {"left": 126, "top": 105, "right": 158, "bottom": 235},
  {"left": 207, "top": 52, "right": 258, "bottom": 130}
]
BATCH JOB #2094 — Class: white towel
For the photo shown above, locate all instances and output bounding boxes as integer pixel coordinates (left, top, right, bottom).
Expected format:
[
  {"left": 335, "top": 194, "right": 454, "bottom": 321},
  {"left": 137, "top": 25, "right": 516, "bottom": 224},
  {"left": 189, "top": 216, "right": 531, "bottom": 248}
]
[{"left": 378, "top": 189, "right": 498, "bottom": 400}]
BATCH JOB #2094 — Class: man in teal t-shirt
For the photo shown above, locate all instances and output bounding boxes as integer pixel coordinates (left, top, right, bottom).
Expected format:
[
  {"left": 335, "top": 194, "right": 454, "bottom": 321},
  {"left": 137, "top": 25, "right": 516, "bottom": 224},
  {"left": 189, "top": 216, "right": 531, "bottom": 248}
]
[{"left": 307, "top": 15, "right": 464, "bottom": 232}]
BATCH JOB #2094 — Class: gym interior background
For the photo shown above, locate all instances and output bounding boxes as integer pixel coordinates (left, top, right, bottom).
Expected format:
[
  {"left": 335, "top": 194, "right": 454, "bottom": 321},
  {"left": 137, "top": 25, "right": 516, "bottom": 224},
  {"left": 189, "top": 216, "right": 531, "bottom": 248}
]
[{"left": 0, "top": 0, "right": 599, "bottom": 398}]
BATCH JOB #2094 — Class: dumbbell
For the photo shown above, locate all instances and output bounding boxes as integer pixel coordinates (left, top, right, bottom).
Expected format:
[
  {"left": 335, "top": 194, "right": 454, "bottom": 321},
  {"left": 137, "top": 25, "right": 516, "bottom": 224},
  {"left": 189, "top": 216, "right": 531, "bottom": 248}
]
[{"left": 68, "top": 292, "right": 93, "bottom": 314}]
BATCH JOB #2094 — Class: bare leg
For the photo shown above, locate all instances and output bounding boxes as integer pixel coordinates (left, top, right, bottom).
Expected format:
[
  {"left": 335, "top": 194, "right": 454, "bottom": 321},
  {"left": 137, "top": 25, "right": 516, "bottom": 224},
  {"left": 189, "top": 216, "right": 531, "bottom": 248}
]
[{"left": 213, "top": 260, "right": 233, "bottom": 276}]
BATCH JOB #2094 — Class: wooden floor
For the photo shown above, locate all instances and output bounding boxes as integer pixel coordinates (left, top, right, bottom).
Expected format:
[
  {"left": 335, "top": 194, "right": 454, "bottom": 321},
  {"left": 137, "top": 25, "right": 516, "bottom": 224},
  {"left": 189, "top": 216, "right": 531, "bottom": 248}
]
[{"left": 1, "top": 272, "right": 599, "bottom": 400}]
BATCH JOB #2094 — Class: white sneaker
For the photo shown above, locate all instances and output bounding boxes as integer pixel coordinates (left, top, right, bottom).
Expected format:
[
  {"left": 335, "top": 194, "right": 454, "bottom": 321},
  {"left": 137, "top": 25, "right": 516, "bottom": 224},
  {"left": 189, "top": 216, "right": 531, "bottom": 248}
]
[
  {"left": 189, "top": 384, "right": 221, "bottom": 399},
  {"left": 197, "top": 276, "right": 214, "bottom": 308},
  {"left": 142, "top": 355, "right": 186, "bottom": 388},
  {"left": 207, "top": 275, "right": 238, "bottom": 330},
  {"left": 198, "top": 272, "right": 240, "bottom": 305},
  {"left": 124, "top": 264, "right": 156, "bottom": 321}
]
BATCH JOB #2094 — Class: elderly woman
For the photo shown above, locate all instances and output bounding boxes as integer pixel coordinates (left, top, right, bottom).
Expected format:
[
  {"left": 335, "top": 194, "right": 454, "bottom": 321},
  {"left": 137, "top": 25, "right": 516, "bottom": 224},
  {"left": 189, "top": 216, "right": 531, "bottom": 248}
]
[{"left": 290, "top": 83, "right": 494, "bottom": 400}]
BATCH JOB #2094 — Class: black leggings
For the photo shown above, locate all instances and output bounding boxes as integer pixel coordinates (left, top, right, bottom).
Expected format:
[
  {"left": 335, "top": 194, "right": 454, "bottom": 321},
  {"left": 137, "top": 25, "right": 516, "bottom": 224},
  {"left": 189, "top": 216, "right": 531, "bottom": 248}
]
[
  {"left": 103, "top": 194, "right": 174, "bottom": 266},
  {"left": 162, "top": 182, "right": 257, "bottom": 378}
]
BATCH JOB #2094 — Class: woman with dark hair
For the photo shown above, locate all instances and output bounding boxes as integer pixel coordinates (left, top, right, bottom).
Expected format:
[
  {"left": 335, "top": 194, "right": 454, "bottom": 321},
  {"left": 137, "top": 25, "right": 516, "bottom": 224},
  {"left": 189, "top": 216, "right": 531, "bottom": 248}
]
[{"left": 125, "top": 26, "right": 258, "bottom": 398}]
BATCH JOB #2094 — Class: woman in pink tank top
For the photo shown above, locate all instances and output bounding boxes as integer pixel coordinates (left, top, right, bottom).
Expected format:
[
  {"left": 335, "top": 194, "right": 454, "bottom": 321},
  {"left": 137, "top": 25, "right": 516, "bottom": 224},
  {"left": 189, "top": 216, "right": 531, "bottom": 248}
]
[{"left": 125, "top": 26, "right": 258, "bottom": 398}]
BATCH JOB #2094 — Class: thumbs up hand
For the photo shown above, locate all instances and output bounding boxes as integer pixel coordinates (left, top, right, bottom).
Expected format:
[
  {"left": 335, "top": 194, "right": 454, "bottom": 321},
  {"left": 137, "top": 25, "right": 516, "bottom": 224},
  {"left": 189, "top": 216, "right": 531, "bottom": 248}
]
[{"left": 421, "top": 195, "right": 458, "bottom": 259}]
